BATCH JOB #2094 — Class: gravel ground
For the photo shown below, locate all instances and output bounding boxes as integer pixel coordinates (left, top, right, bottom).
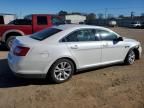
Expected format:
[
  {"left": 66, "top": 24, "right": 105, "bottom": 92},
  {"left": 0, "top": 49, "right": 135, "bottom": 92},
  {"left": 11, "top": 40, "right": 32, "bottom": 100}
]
[{"left": 0, "top": 27, "right": 144, "bottom": 108}]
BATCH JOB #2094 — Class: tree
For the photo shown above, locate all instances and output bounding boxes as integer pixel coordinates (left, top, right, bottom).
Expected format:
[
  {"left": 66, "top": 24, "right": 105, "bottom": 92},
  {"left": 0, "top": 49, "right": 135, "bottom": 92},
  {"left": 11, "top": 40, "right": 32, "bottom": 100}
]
[
  {"left": 86, "top": 13, "right": 96, "bottom": 24},
  {"left": 58, "top": 10, "right": 68, "bottom": 16},
  {"left": 118, "top": 14, "right": 125, "bottom": 18},
  {"left": 141, "top": 13, "right": 144, "bottom": 17},
  {"left": 131, "top": 11, "right": 135, "bottom": 19},
  {"left": 107, "top": 14, "right": 114, "bottom": 19},
  {"left": 97, "top": 13, "right": 104, "bottom": 19},
  {"left": 86, "top": 13, "right": 96, "bottom": 21},
  {"left": 71, "top": 12, "right": 81, "bottom": 15}
]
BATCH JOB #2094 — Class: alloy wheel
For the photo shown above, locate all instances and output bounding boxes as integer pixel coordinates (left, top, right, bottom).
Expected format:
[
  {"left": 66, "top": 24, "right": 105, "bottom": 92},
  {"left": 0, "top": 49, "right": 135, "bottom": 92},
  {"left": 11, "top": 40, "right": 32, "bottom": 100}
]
[
  {"left": 128, "top": 51, "right": 135, "bottom": 64},
  {"left": 54, "top": 62, "right": 72, "bottom": 81}
]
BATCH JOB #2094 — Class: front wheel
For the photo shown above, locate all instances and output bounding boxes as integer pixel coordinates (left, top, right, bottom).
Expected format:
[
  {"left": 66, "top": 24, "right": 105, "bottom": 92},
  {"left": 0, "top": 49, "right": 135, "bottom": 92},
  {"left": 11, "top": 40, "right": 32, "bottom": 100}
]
[
  {"left": 125, "top": 50, "right": 135, "bottom": 65},
  {"left": 48, "top": 59, "right": 75, "bottom": 83}
]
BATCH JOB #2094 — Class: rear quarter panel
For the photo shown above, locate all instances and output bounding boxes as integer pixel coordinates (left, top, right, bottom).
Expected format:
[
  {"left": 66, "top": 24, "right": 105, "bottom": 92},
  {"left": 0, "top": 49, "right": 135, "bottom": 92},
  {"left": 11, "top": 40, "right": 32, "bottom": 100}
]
[{"left": 28, "top": 43, "right": 79, "bottom": 74}]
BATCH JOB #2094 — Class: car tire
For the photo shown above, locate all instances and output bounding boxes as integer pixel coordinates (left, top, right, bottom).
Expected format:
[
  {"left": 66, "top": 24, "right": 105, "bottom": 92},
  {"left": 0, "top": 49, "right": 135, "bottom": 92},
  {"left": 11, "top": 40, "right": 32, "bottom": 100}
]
[
  {"left": 48, "top": 59, "right": 74, "bottom": 84},
  {"left": 6, "top": 36, "right": 16, "bottom": 49},
  {"left": 124, "top": 50, "right": 135, "bottom": 65}
]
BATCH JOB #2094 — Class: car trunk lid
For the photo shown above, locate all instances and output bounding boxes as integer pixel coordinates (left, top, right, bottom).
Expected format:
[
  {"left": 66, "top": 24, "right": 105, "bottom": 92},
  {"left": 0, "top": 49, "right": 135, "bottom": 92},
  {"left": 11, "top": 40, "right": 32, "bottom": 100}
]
[{"left": 10, "top": 35, "right": 39, "bottom": 56}]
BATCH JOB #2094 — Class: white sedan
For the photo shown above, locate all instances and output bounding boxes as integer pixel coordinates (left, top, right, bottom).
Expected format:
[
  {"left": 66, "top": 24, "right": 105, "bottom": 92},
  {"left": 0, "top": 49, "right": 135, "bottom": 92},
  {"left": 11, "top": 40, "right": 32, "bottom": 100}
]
[{"left": 8, "top": 24, "right": 142, "bottom": 83}]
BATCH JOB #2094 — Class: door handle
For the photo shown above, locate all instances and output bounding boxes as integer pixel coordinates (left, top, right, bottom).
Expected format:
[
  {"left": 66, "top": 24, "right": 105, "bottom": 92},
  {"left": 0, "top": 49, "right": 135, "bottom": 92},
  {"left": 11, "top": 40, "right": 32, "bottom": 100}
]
[{"left": 70, "top": 45, "right": 78, "bottom": 49}]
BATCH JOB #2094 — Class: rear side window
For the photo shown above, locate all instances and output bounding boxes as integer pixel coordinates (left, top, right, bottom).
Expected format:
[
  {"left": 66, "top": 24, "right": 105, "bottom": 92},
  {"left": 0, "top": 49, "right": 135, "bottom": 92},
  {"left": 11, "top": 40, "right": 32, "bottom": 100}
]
[
  {"left": 37, "top": 16, "right": 48, "bottom": 25},
  {"left": 31, "top": 28, "right": 62, "bottom": 40},
  {"left": 62, "top": 29, "right": 99, "bottom": 42}
]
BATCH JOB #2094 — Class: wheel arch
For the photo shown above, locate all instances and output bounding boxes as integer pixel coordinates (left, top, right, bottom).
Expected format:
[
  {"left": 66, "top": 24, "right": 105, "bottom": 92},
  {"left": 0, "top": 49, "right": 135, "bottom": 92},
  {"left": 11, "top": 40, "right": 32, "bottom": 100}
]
[
  {"left": 2, "top": 29, "right": 25, "bottom": 42},
  {"left": 125, "top": 46, "right": 140, "bottom": 60},
  {"left": 46, "top": 57, "right": 78, "bottom": 76},
  {"left": 133, "top": 48, "right": 140, "bottom": 59}
]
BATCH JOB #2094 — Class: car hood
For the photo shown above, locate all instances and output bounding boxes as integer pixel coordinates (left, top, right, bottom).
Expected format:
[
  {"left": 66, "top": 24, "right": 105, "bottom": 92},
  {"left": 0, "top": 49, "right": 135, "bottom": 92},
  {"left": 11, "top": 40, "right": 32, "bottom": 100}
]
[{"left": 123, "top": 37, "right": 138, "bottom": 43}]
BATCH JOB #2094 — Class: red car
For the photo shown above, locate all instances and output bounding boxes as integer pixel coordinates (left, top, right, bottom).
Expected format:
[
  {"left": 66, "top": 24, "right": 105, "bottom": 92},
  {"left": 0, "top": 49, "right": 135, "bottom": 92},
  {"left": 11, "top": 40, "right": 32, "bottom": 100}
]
[{"left": 0, "top": 14, "right": 65, "bottom": 49}]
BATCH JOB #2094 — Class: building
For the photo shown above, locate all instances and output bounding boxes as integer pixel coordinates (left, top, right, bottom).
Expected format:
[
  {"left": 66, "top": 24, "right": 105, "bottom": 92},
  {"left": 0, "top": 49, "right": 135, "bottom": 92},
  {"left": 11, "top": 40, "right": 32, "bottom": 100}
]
[
  {"left": 117, "top": 16, "right": 144, "bottom": 27},
  {"left": 0, "top": 13, "right": 16, "bottom": 24},
  {"left": 65, "top": 14, "right": 86, "bottom": 24},
  {"left": 87, "top": 16, "right": 144, "bottom": 27}
]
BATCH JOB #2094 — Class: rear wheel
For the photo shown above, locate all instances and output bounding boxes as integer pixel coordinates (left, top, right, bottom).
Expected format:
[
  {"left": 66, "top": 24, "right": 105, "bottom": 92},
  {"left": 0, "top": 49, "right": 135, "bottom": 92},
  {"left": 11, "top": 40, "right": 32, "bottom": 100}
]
[
  {"left": 48, "top": 59, "right": 74, "bottom": 83},
  {"left": 125, "top": 50, "right": 135, "bottom": 65},
  {"left": 6, "top": 36, "right": 16, "bottom": 49}
]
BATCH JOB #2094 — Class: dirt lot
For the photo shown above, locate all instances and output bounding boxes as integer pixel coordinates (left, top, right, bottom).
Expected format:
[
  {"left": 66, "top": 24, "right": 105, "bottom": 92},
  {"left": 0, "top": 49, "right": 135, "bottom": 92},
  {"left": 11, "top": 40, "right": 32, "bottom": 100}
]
[{"left": 0, "top": 27, "right": 144, "bottom": 108}]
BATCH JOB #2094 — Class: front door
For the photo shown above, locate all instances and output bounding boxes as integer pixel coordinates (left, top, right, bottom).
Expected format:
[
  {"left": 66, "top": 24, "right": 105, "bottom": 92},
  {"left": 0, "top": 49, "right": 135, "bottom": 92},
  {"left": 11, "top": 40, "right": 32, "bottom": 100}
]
[
  {"left": 102, "top": 41, "right": 126, "bottom": 63},
  {"left": 63, "top": 29, "right": 102, "bottom": 68},
  {"left": 97, "top": 29, "right": 126, "bottom": 63}
]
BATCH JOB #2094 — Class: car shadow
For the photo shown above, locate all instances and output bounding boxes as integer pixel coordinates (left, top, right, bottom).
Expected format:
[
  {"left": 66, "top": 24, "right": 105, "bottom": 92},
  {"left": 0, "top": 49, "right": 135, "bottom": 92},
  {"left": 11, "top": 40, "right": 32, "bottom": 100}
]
[
  {"left": 75, "top": 62, "right": 125, "bottom": 75},
  {"left": 0, "top": 59, "right": 53, "bottom": 88},
  {"left": 0, "top": 43, "right": 8, "bottom": 51},
  {"left": 0, "top": 58, "right": 126, "bottom": 88}
]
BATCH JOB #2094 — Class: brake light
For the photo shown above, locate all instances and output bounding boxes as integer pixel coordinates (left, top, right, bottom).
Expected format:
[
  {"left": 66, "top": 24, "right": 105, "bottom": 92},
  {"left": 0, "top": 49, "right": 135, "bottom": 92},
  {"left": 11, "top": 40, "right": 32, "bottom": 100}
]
[{"left": 13, "top": 46, "right": 30, "bottom": 56}]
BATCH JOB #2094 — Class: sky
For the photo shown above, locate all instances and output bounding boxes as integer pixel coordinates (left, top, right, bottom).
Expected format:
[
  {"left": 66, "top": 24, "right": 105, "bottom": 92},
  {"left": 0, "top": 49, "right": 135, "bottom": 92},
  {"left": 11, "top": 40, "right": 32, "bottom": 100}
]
[{"left": 0, "top": 0, "right": 144, "bottom": 18}]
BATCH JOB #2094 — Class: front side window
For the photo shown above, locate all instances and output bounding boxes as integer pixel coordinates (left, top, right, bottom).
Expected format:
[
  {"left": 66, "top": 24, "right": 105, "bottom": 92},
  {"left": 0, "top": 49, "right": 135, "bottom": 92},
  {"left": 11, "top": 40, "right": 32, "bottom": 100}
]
[
  {"left": 63, "top": 29, "right": 99, "bottom": 42},
  {"left": 97, "top": 30, "right": 118, "bottom": 41},
  {"left": 37, "top": 16, "right": 48, "bottom": 25},
  {"left": 31, "top": 28, "right": 62, "bottom": 41}
]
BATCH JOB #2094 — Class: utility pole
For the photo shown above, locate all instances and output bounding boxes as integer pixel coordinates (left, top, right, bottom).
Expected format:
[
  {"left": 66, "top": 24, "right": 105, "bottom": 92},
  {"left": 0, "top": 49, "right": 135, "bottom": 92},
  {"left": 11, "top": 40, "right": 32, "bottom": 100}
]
[
  {"left": 131, "top": 11, "right": 135, "bottom": 19},
  {"left": 19, "top": 11, "right": 23, "bottom": 19},
  {"left": 104, "top": 8, "right": 108, "bottom": 26},
  {"left": 105, "top": 8, "right": 108, "bottom": 19}
]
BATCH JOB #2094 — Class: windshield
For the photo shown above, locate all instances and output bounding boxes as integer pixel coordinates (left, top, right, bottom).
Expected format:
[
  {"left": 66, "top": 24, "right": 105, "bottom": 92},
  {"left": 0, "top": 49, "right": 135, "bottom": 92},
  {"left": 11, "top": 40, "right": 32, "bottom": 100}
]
[{"left": 30, "top": 28, "right": 62, "bottom": 41}]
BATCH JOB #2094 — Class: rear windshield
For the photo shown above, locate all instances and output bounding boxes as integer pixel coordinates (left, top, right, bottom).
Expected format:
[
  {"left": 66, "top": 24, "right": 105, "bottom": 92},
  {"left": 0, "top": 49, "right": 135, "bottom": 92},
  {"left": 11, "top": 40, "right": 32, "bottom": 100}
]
[
  {"left": 30, "top": 28, "right": 62, "bottom": 41},
  {"left": 8, "top": 19, "right": 32, "bottom": 25}
]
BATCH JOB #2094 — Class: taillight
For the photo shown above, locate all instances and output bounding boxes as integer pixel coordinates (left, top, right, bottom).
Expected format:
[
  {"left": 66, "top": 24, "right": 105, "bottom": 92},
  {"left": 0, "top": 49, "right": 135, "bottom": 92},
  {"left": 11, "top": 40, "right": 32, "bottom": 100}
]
[{"left": 13, "top": 46, "right": 30, "bottom": 56}]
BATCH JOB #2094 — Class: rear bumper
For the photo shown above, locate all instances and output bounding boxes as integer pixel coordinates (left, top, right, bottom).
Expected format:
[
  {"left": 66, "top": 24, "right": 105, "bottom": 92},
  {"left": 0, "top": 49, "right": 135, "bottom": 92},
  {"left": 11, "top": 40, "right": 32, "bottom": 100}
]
[
  {"left": 8, "top": 53, "right": 47, "bottom": 79},
  {"left": 8, "top": 60, "right": 47, "bottom": 78}
]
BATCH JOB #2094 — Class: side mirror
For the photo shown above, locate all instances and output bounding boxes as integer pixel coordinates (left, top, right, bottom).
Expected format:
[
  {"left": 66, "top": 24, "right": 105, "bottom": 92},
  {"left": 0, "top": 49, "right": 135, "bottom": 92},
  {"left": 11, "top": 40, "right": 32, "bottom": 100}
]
[{"left": 116, "top": 37, "right": 123, "bottom": 41}]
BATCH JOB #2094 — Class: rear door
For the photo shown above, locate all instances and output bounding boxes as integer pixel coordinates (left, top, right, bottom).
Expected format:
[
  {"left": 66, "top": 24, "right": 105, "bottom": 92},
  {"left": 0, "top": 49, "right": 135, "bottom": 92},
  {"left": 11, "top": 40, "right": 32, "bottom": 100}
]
[{"left": 62, "top": 29, "right": 102, "bottom": 68}]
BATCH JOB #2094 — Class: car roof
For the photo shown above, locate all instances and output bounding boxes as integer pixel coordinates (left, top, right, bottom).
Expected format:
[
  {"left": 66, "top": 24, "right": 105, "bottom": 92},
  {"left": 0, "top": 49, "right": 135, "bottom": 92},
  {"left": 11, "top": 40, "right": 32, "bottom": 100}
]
[
  {"left": 53, "top": 24, "right": 110, "bottom": 31},
  {"left": 42, "top": 24, "right": 120, "bottom": 43}
]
